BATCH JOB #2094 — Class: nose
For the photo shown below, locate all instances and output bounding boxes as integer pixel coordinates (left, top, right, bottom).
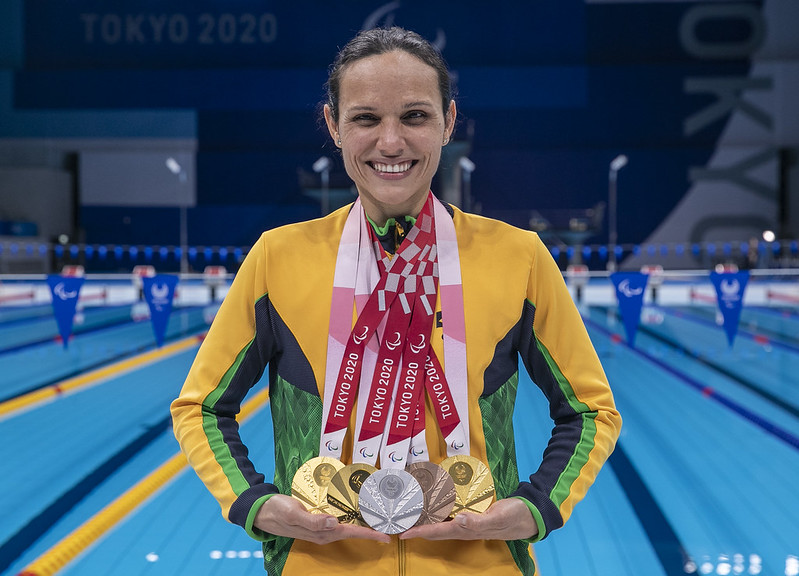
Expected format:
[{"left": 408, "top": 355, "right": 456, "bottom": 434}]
[{"left": 377, "top": 119, "right": 403, "bottom": 155}]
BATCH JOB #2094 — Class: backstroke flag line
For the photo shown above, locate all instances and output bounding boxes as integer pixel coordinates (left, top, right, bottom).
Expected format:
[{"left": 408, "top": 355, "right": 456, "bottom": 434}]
[
  {"left": 611, "top": 272, "right": 649, "bottom": 347},
  {"left": 709, "top": 271, "right": 749, "bottom": 347},
  {"left": 142, "top": 274, "right": 179, "bottom": 347},
  {"left": 47, "top": 275, "right": 84, "bottom": 349}
]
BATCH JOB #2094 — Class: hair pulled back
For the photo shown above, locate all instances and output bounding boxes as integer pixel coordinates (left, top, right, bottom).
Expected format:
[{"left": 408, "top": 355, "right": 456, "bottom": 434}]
[{"left": 325, "top": 27, "right": 453, "bottom": 124}]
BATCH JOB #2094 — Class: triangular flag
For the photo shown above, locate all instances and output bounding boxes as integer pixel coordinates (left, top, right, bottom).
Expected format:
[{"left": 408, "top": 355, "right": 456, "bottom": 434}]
[
  {"left": 142, "top": 274, "right": 179, "bottom": 347},
  {"left": 611, "top": 272, "right": 649, "bottom": 346},
  {"left": 47, "top": 275, "right": 84, "bottom": 348},
  {"left": 709, "top": 271, "right": 749, "bottom": 347}
]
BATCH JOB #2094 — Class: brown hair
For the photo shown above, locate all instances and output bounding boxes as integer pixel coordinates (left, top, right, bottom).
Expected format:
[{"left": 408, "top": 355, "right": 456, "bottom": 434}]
[{"left": 325, "top": 27, "right": 453, "bottom": 124}]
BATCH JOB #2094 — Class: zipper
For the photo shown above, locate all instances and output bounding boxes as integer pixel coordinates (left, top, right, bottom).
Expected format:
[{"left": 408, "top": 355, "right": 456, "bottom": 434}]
[{"left": 398, "top": 537, "right": 406, "bottom": 576}]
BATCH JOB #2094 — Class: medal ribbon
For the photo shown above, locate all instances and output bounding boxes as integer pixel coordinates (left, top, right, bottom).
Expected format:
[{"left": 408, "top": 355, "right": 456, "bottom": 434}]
[
  {"left": 356, "top": 209, "right": 438, "bottom": 467},
  {"left": 321, "top": 193, "right": 469, "bottom": 464},
  {"left": 407, "top": 351, "right": 469, "bottom": 463},
  {"left": 352, "top": 268, "right": 419, "bottom": 463},
  {"left": 320, "top": 198, "right": 435, "bottom": 460},
  {"left": 380, "top": 285, "right": 437, "bottom": 468}
]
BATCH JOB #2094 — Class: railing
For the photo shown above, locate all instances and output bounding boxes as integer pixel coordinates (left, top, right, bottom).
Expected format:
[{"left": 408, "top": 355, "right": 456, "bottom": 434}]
[{"left": 1, "top": 238, "right": 798, "bottom": 274}]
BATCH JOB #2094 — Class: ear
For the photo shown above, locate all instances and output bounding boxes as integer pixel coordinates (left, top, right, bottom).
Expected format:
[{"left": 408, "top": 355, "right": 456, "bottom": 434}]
[
  {"left": 445, "top": 100, "right": 457, "bottom": 141},
  {"left": 323, "top": 104, "right": 340, "bottom": 145}
]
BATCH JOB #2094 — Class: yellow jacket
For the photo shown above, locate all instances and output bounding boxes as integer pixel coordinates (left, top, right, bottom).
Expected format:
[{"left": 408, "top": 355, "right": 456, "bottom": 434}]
[{"left": 171, "top": 204, "right": 621, "bottom": 575}]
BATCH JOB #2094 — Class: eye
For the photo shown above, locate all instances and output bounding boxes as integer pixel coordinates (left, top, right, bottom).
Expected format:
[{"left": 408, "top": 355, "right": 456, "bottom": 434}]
[
  {"left": 352, "top": 113, "right": 379, "bottom": 126},
  {"left": 402, "top": 110, "right": 428, "bottom": 125}
]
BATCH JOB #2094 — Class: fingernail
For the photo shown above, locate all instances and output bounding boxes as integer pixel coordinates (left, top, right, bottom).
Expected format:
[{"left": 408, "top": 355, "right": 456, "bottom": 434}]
[
  {"left": 324, "top": 518, "right": 337, "bottom": 529},
  {"left": 455, "top": 515, "right": 467, "bottom": 527}
]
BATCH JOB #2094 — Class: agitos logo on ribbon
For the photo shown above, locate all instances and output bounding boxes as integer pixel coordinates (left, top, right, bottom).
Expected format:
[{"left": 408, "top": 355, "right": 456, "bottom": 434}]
[
  {"left": 611, "top": 272, "right": 649, "bottom": 347},
  {"left": 47, "top": 275, "right": 84, "bottom": 348},
  {"left": 709, "top": 271, "right": 749, "bottom": 347},
  {"left": 142, "top": 274, "right": 179, "bottom": 347}
]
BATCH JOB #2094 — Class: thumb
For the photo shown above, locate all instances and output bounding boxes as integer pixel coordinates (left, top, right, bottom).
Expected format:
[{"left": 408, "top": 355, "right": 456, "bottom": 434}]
[
  {"left": 454, "top": 512, "right": 480, "bottom": 531},
  {"left": 309, "top": 514, "right": 338, "bottom": 531}
]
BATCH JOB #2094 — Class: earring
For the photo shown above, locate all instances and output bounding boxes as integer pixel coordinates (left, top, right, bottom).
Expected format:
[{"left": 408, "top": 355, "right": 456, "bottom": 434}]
[
  {"left": 443, "top": 136, "right": 449, "bottom": 145},
  {"left": 336, "top": 135, "right": 342, "bottom": 146}
]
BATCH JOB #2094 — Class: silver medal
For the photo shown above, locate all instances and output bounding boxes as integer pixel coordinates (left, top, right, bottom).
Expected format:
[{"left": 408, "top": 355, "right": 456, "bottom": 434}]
[{"left": 358, "top": 468, "right": 424, "bottom": 534}]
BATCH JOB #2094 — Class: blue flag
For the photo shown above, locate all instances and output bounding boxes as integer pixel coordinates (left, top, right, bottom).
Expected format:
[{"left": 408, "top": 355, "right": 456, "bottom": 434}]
[
  {"left": 47, "top": 275, "right": 84, "bottom": 348},
  {"left": 710, "top": 271, "right": 749, "bottom": 347},
  {"left": 611, "top": 272, "right": 649, "bottom": 347},
  {"left": 142, "top": 274, "right": 179, "bottom": 347}
]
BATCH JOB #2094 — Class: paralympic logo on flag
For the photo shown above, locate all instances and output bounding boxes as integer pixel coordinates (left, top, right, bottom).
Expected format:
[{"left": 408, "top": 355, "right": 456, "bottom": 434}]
[
  {"left": 47, "top": 275, "right": 84, "bottom": 348},
  {"left": 709, "top": 271, "right": 749, "bottom": 347},
  {"left": 142, "top": 274, "right": 179, "bottom": 347},
  {"left": 611, "top": 272, "right": 649, "bottom": 347}
]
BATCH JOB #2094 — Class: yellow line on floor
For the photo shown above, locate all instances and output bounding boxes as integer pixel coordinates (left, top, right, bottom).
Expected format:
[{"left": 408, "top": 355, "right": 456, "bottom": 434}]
[
  {"left": 0, "top": 334, "right": 204, "bottom": 420},
  {"left": 16, "top": 385, "right": 270, "bottom": 576}
]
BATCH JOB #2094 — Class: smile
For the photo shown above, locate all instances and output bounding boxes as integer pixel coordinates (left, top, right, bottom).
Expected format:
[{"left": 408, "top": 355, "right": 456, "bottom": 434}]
[{"left": 369, "top": 161, "right": 415, "bottom": 174}]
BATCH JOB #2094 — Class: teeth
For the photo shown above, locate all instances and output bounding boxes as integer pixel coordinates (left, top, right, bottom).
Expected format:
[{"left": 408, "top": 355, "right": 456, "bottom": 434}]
[{"left": 372, "top": 161, "right": 412, "bottom": 173}]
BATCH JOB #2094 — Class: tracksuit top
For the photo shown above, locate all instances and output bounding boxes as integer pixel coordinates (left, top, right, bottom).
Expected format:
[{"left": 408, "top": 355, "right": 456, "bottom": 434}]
[{"left": 171, "top": 202, "right": 622, "bottom": 575}]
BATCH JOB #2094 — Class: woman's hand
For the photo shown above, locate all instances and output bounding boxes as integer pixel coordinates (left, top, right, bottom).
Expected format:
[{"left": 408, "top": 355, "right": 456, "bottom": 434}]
[
  {"left": 253, "top": 494, "right": 391, "bottom": 545},
  {"left": 399, "top": 498, "right": 538, "bottom": 541}
]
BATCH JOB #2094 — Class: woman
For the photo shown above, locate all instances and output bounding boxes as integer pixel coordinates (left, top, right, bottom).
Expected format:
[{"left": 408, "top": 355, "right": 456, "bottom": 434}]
[{"left": 171, "top": 26, "right": 621, "bottom": 576}]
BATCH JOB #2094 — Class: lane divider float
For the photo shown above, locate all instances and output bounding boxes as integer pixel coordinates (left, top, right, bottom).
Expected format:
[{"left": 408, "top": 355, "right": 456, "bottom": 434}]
[
  {"left": 16, "top": 386, "right": 270, "bottom": 576},
  {"left": 0, "top": 334, "right": 205, "bottom": 420}
]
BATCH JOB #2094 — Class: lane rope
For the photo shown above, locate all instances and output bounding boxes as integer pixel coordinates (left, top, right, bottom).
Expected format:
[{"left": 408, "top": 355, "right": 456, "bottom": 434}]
[
  {"left": 0, "top": 334, "right": 205, "bottom": 421},
  {"left": 16, "top": 386, "right": 270, "bottom": 576}
]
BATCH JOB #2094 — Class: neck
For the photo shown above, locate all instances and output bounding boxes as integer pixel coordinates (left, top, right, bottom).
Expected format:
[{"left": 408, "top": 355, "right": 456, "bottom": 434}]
[{"left": 358, "top": 192, "right": 431, "bottom": 229}]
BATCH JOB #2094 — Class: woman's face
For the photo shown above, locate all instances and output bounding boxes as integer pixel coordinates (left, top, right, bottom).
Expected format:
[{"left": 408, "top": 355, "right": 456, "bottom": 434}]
[{"left": 325, "top": 50, "right": 456, "bottom": 225}]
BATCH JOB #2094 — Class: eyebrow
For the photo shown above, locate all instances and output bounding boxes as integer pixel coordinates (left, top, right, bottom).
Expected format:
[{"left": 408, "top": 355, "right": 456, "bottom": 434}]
[{"left": 345, "top": 101, "right": 436, "bottom": 113}]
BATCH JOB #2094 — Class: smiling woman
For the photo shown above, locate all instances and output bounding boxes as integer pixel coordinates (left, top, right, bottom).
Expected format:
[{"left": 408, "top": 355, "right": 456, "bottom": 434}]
[
  {"left": 323, "top": 50, "right": 455, "bottom": 226},
  {"left": 171, "top": 26, "right": 621, "bottom": 576}
]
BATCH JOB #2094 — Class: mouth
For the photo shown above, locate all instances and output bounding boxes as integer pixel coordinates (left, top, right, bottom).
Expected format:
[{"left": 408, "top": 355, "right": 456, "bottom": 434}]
[{"left": 368, "top": 160, "right": 417, "bottom": 175}]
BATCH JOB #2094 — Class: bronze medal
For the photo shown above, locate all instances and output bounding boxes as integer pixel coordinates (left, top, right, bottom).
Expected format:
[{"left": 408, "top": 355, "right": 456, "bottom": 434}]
[
  {"left": 406, "top": 461, "right": 456, "bottom": 525},
  {"left": 326, "top": 462, "right": 377, "bottom": 526},
  {"left": 440, "top": 455, "right": 495, "bottom": 518},
  {"left": 290, "top": 456, "right": 344, "bottom": 514}
]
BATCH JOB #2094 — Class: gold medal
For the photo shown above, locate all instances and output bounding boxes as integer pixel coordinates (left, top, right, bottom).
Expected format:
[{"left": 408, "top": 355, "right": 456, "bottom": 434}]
[
  {"left": 440, "top": 455, "right": 495, "bottom": 518},
  {"left": 290, "top": 456, "right": 344, "bottom": 514},
  {"left": 326, "top": 463, "right": 377, "bottom": 526}
]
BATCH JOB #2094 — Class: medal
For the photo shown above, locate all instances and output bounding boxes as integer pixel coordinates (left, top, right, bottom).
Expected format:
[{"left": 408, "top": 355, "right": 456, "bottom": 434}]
[
  {"left": 406, "top": 461, "right": 456, "bottom": 525},
  {"left": 326, "top": 462, "right": 377, "bottom": 526},
  {"left": 290, "top": 456, "right": 345, "bottom": 514},
  {"left": 440, "top": 455, "right": 495, "bottom": 517},
  {"left": 359, "top": 469, "right": 424, "bottom": 534}
]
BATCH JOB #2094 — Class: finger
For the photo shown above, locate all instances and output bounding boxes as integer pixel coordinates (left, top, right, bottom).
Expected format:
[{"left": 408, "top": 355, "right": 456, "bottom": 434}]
[
  {"left": 333, "top": 524, "right": 392, "bottom": 544},
  {"left": 399, "top": 514, "right": 478, "bottom": 541}
]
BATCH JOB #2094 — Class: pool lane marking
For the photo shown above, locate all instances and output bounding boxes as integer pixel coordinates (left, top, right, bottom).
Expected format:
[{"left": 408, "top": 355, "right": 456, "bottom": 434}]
[
  {"left": 603, "top": 305, "right": 799, "bottom": 420},
  {"left": 585, "top": 317, "right": 799, "bottom": 451},
  {"left": 607, "top": 442, "right": 689, "bottom": 576},
  {"left": 0, "top": 334, "right": 204, "bottom": 421},
  {"left": 0, "top": 415, "right": 172, "bottom": 574},
  {"left": 16, "top": 385, "right": 270, "bottom": 576}
]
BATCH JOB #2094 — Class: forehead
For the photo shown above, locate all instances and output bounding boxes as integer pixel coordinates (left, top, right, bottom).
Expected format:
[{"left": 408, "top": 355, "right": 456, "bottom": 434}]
[{"left": 338, "top": 50, "right": 441, "bottom": 107}]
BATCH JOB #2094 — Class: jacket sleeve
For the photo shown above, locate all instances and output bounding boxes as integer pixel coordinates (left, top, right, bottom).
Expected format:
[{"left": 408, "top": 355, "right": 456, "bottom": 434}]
[
  {"left": 508, "top": 235, "right": 622, "bottom": 541},
  {"left": 170, "top": 233, "right": 280, "bottom": 538}
]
